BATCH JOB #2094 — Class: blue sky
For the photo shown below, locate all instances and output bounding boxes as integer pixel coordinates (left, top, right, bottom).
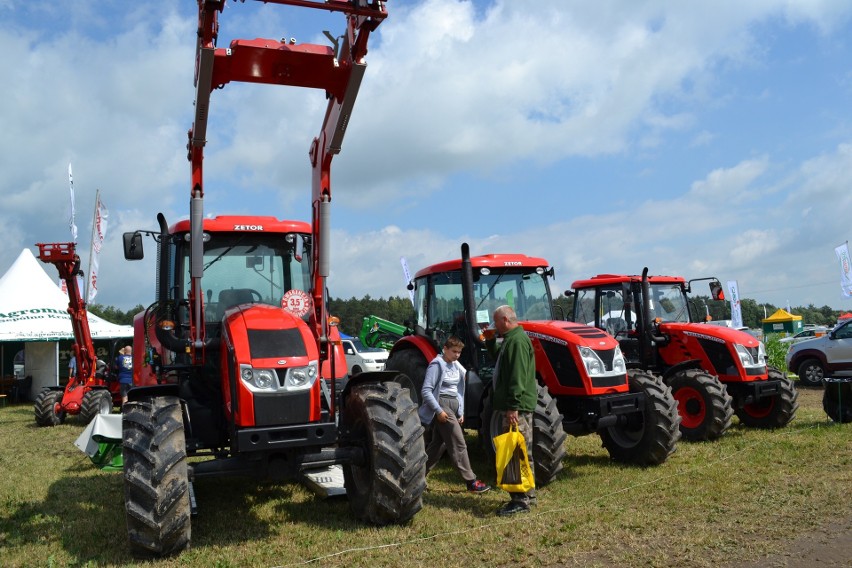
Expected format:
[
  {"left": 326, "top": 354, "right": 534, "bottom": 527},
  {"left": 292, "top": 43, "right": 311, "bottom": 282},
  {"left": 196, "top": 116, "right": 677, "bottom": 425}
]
[{"left": 1, "top": 0, "right": 851, "bottom": 313}]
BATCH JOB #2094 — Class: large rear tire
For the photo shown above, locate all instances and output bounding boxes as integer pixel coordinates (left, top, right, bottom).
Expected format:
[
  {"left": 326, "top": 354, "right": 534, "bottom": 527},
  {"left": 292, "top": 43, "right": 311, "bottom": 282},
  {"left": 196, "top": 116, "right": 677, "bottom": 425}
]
[
  {"left": 80, "top": 389, "right": 113, "bottom": 424},
  {"left": 823, "top": 380, "right": 852, "bottom": 423},
  {"left": 123, "top": 396, "right": 191, "bottom": 558},
  {"left": 34, "top": 389, "right": 65, "bottom": 427},
  {"left": 668, "top": 369, "right": 733, "bottom": 441},
  {"left": 600, "top": 370, "right": 681, "bottom": 466},
  {"left": 479, "top": 384, "right": 568, "bottom": 487},
  {"left": 735, "top": 367, "right": 799, "bottom": 428},
  {"left": 341, "top": 381, "right": 426, "bottom": 525},
  {"left": 385, "top": 348, "right": 428, "bottom": 405}
]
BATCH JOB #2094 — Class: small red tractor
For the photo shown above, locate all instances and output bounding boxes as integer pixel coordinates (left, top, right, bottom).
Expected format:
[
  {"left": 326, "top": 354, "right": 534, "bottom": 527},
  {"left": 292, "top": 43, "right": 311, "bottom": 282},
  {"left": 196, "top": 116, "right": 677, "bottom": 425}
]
[
  {"left": 385, "top": 244, "right": 681, "bottom": 484},
  {"left": 569, "top": 270, "right": 798, "bottom": 441},
  {"left": 32, "top": 242, "right": 119, "bottom": 426},
  {"left": 119, "top": 0, "right": 425, "bottom": 558}
]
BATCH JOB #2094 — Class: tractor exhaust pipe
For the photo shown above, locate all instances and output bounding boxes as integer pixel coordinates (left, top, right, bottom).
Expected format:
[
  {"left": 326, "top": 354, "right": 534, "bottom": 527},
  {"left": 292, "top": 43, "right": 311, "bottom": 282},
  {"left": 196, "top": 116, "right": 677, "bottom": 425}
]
[{"left": 460, "top": 243, "right": 484, "bottom": 360}]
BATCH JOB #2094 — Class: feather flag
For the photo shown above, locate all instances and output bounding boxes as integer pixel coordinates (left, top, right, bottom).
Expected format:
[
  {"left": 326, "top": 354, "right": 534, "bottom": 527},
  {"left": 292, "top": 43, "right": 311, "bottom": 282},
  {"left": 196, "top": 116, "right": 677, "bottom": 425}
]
[
  {"left": 86, "top": 192, "right": 108, "bottom": 303},
  {"left": 68, "top": 163, "right": 78, "bottom": 242},
  {"left": 835, "top": 242, "right": 852, "bottom": 298}
]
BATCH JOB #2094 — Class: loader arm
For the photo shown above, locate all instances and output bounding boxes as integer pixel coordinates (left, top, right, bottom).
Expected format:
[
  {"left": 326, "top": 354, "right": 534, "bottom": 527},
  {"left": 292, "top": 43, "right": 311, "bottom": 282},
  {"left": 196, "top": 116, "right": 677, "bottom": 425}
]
[
  {"left": 35, "top": 243, "right": 98, "bottom": 382},
  {"left": 185, "top": 0, "right": 386, "bottom": 364}
]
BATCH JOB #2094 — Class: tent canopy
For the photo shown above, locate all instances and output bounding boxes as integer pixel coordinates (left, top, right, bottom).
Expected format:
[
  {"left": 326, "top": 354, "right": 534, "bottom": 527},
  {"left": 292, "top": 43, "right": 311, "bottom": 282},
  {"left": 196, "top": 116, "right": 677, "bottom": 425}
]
[
  {"left": 0, "top": 248, "right": 133, "bottom": 341},
  {"left": 761, "top": 308, "right": 802, "bottom": 323}
]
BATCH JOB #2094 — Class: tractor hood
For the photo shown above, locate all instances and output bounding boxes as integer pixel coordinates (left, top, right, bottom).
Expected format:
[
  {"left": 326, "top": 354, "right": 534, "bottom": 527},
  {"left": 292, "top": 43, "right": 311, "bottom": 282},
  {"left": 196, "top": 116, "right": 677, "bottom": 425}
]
[
  {"left": 659, "top": 322, "right": 761, "bottom": 349},
  {"left": 522, "top": 320, "right": 621, "bottom": 350}
]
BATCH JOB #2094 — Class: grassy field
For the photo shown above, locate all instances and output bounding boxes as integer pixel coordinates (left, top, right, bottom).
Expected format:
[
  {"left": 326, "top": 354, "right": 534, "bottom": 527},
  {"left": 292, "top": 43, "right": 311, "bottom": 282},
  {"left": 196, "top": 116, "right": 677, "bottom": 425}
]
[{"left": 0, "top": 386, "right": 849, "bottom": 568}]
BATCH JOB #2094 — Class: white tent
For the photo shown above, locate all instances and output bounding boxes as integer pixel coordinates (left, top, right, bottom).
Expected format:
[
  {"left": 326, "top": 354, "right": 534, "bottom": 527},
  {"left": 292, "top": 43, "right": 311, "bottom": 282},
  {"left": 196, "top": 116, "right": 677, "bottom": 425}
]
[{"left": 0, "top": 248, "right": 133, "bottom": 397}]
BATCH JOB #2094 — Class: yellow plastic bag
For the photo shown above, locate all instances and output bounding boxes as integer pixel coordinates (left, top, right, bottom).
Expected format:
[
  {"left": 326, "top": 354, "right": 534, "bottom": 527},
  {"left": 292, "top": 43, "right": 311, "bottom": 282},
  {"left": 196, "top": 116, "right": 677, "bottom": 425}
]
[{"left": 493, "top": 424, "right": 535, "bottom": 493}]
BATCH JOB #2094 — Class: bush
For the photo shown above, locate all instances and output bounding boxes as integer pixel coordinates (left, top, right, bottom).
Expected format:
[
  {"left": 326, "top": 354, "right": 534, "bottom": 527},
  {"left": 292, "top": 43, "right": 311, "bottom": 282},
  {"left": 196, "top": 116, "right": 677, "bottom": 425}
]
[{"left": 765, "top": 333, "right": 788, "bottom": 373}]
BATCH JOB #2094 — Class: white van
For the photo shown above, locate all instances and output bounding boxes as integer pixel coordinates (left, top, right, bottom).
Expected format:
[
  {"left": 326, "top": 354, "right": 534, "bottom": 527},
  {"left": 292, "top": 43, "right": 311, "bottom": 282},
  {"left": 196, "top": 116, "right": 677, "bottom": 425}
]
[{"left": 341, "top": 338, "right": 388, "bottom": 375}]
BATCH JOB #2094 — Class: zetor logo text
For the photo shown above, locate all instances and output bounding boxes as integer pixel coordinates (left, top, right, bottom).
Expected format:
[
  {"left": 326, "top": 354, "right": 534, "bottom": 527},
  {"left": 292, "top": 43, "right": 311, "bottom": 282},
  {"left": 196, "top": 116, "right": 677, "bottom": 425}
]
[
  {"left": 502, "top": 261, "right": 522, "bottom": 266},
  {"left": 233, "top": 224, "right": 264, "bottom": 231}
]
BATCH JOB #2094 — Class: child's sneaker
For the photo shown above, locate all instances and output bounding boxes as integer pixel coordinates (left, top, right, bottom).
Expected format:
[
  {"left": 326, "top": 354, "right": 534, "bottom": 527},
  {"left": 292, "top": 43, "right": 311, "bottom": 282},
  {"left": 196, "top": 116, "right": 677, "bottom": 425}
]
[{"left": 467, "top": 480, "right": 491, "bottom": 494}]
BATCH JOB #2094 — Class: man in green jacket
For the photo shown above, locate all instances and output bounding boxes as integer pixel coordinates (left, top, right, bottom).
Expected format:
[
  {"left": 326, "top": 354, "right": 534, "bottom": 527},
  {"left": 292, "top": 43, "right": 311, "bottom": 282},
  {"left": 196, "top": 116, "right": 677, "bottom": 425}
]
[{"left": 486, "top": 305, "right": 537, "bottom": 516}]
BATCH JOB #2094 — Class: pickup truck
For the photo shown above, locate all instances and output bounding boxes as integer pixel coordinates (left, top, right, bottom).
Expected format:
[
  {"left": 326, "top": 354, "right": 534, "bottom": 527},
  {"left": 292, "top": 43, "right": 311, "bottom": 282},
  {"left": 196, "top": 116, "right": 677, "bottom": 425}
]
[{"left": 785, "top": 319, "right": 852, "bottom": 387}]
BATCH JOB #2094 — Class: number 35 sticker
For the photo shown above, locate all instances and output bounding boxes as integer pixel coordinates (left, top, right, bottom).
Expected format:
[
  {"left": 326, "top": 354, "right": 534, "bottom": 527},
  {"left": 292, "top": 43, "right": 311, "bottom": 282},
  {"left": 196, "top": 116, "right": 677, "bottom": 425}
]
[{"left": 281, "top": 289, "right": 312, "bottom": 317}]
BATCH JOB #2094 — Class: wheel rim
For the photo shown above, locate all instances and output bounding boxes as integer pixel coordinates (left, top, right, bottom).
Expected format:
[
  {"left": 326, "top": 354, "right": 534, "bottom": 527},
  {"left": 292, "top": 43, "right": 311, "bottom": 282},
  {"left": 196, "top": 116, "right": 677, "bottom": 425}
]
[
  {"left": 803, "top": 364, "right": 823, "bottom": 384},
  {"left": 99, "top": 394, "right": 111, "bottom": 414},
  {"left": 742, "top": 396, "right": 775, "bottom": 418},
  {"left": 674, "top": 386, "right": 706, "bottom": 429}
]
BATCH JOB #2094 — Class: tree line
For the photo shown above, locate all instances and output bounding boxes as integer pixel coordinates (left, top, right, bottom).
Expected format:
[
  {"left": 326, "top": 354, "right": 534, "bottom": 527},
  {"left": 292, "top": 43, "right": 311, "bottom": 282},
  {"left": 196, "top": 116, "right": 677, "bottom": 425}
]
[{"left": 87, "top": 296, "right": 848, "bottom": 335}]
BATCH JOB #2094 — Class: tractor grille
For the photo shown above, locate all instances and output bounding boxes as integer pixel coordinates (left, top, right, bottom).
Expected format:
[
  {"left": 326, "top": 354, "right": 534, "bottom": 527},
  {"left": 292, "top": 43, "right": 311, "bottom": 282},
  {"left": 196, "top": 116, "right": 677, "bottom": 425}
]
[
  {"left": 540, "top": 340, "right": 582, "bottom": 388},
  {"left": 698, "top": 338, "right": 737, "bottom": 376},
  {"left": 248, "top": 328, "right": 307, "bottom": 359}
]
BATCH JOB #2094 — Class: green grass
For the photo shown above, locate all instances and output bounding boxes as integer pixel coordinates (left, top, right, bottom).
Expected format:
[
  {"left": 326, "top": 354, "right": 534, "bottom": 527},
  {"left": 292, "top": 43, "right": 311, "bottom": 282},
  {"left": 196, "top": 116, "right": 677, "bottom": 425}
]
[{"left": 0, "top": 388, "right": 849, "bottom": 567}]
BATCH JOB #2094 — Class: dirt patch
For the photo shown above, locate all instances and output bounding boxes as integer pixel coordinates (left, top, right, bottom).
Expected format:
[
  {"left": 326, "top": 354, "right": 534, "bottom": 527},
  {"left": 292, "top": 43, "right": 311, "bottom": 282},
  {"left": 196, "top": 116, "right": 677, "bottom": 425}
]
[{"left": 732, "top": 512, "right": 852, "bottom": 567}]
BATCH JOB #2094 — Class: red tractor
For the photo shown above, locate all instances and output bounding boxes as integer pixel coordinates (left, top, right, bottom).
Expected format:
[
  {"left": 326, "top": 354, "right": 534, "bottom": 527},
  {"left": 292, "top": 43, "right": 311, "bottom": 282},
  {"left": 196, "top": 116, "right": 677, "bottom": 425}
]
[
  {"left": 570, "top": 270, "right": 798, "bottom": 441},
  {"left": 119, "top": 0, "right": 425, "bottom": 558},
  {"left": 385, "top": 244, "right": 681, "bottom": 483},
  {"left": 32, "top": 242, "right": 119, "bottom": 426}
]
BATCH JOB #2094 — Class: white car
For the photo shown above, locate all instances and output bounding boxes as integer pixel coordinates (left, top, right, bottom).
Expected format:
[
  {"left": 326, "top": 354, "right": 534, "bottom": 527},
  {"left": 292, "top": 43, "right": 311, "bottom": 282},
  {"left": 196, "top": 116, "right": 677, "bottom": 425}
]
[
  {"left": 779, "top": 327, "right": 829, "bottom": 344},
  {"left": 341, "top": 338, "right": 388, "bottom": 376}
]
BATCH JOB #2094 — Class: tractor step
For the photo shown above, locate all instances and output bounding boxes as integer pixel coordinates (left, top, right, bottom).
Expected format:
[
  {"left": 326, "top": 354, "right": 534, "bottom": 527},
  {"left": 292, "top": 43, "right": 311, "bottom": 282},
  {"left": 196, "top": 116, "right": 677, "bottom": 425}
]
[{"left": 300, "top": 465, "right": 346, "bottom": 498}]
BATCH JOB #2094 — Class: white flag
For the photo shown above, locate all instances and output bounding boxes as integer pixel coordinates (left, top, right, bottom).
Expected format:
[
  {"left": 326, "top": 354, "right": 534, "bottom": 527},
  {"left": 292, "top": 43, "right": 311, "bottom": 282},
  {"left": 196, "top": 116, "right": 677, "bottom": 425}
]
[
  {"left": 835, "top": 242, "right": 852, "bottom": 298},
  {"left": 87, "top": 196, "right": 109, "bottom": 303},
  {"left": 726, "top": 280, "right": 743, "bottom": 329},
  {"left": 68, "top": 163, "right": 78, "bottom": 242},
  {"left": 400, "top": 256, "right": 415, "bottom": 307}
]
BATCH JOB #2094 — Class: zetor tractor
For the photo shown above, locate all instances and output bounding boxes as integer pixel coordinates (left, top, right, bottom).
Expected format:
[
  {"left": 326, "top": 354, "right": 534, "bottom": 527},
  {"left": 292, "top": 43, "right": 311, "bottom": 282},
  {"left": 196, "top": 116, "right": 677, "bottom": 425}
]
[
  {"left": 570, "top": 270, "right": 798, "bottom": 441},
  {"left": 119, "top": 0, "right": 424, "bottom": 558},
  {"left": 32, "top": 242, "right": 118, "bottom": 426},
  {"left": 385, "top": 244, "right": 681, "bottom": 482}
]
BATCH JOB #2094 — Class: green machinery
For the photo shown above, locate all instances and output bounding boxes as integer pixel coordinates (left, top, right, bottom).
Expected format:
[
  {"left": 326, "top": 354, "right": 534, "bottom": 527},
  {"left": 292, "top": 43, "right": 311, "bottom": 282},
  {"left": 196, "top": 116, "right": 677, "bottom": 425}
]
[{"left": 358, "top": 315, "right": 410, "bottom": 350}]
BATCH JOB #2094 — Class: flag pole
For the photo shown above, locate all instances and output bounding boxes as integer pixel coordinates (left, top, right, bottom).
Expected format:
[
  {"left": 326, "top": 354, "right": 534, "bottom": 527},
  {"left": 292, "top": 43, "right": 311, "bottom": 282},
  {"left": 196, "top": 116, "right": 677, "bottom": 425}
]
[{"left": 84, "top": 188, "right": 100, "bottom": 305}]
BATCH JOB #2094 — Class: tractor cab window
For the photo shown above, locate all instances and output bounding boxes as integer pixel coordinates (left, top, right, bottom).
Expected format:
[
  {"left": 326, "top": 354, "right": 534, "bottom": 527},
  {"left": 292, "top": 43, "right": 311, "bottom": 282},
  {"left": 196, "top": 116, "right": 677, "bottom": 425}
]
[
  {"left": 176, "top": 232, "right": 313, "bottom": 323},
  {"left": 648, "top": 283, "right": 689, "bottom": 323},
  {"left": 574, "top": 286, "right": 636, "bottom": 336}
]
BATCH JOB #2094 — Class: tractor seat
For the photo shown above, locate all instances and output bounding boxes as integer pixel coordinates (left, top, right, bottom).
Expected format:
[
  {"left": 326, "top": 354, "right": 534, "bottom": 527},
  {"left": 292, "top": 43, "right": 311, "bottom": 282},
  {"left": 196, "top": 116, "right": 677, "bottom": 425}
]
[{"left": 218, "top": 288, "right": 256, "bottom": 310}]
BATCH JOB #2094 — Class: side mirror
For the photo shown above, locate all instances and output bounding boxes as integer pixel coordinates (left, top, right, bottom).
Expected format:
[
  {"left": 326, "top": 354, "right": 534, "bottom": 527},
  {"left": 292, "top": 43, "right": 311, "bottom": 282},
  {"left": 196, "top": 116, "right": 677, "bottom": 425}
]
[
  {"left": 123, "top": 232, "right": 144, "bottom": 260},
  {"left": 709, "top": 281, "right": 725, "bottom": 301}
]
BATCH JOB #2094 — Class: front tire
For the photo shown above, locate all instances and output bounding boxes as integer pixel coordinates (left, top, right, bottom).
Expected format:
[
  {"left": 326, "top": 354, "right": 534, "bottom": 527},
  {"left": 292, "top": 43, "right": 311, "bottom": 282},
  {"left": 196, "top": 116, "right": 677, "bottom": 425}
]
[
  {"left": 600, "top": 370, "right": 681, "bottom": 466},
  {"left": 34, "top": 389, "right": 65, "bottom": 427},
  {"left": 735, "top": 367, "right": 799, "bottom": 428},
  {"left": 80, "top": 389, "right": 113, "bottom": 424},
  {"left": 668, "top": 369, "right": 733, "bottom": 441},
  {"left": 823, "top": 379, "right": 852, "bottom": 423},
  {"left": 385, "top": 348, "right": 428, "bottom": 405},
  {"left": 479, "top": 384, "right": 568, "bottom": 487},
  {"left": 796, "top": 358, "right": 825, "bottom": 387},
  {"left": 341, "top": 381, "right": 426, "bottom": 525},
  {"left": 123, "top": 396, "right": 191, "bottom": 558}
]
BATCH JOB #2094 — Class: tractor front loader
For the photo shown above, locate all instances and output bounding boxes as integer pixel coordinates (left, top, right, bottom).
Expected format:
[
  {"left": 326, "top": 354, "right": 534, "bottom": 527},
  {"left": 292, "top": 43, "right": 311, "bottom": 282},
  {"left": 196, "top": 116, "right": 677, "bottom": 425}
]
[
  {"left": 33, "top": 242, "right": 119, "bottom": 426},
  {"left": 119, "top": 0, "right": 425, "bottom": 558}
]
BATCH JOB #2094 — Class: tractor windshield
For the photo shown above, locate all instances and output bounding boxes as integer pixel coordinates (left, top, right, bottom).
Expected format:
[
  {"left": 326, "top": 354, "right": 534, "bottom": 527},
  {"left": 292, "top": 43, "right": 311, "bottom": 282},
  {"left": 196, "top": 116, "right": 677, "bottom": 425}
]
[
  {"left": 177, "top": 232, "right": 313, "bottom": 323},
  {"left": 647, "top": 283, "right": 690, "bottom": 323},
  {"left": 418, "top": 268, "right": 552, "bottom": 337}
]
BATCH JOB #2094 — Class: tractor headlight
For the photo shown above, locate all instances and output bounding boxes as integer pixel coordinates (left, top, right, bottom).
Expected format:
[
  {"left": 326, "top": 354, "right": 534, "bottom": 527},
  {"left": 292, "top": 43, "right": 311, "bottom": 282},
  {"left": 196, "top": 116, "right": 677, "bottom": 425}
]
[
  {"left": 239, "top": 364, "right": 277, "bottom": 391},
  {"left": 734, "top": 344, "right": 759, "bottom": 368},
  {"left": 612, "top": 345, "right": 626, "bottom": 374},
  {"left": 578, "top": 346, "right": 605, "bottom": 376},
  {"left": 283, "top": 361, "right": 319, "bottom": 392},
  {"left": 757, "top": 342, "right": 767, "bottom": 365}
]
